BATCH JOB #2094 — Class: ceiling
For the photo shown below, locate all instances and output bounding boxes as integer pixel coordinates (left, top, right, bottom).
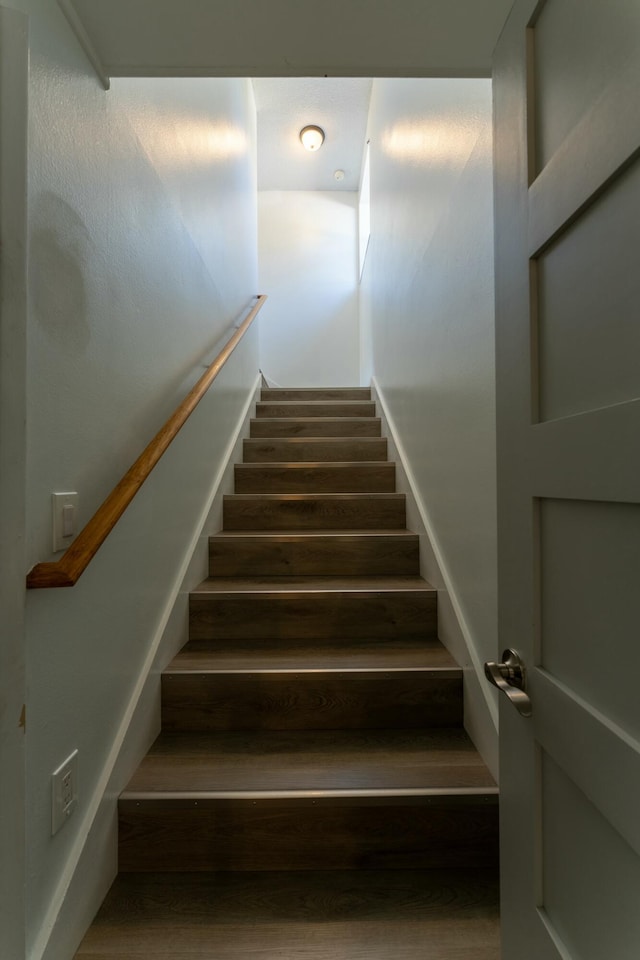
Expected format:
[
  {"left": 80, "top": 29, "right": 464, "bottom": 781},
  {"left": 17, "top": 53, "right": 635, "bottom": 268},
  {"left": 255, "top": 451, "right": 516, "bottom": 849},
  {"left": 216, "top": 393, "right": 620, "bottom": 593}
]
[
  {"left": 60, "top": 0, "right": 515, "bottom": 192},
  {"left": 63, "top": 0, "right": 514, "bottom": 80},
  {"left": 253, "top": 78, "right": 372, "bottom": 192}
]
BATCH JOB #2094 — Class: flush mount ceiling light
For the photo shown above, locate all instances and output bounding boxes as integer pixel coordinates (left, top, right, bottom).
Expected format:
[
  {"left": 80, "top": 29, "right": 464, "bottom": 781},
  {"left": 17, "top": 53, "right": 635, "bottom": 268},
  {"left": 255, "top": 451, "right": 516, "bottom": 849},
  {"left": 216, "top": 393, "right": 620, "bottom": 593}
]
[{"left": 300, "top": 125, "right": 325, "bottom": 152}]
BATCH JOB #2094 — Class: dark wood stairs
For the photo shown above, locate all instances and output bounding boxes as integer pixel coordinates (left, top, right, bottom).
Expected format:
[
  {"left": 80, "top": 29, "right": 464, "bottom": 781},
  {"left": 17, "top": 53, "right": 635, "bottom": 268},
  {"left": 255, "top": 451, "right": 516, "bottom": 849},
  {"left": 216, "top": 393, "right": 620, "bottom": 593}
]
[{"left": 75, "top": 386, "right": 499, "bottom": 959}]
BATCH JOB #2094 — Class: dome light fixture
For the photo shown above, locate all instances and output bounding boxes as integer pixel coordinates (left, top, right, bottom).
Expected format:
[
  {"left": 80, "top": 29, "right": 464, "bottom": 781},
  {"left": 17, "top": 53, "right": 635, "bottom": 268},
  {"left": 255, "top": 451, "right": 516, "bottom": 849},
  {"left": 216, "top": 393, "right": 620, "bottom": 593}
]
[{"left": 300, "top": 125, "right": 325, "bottom": 152}]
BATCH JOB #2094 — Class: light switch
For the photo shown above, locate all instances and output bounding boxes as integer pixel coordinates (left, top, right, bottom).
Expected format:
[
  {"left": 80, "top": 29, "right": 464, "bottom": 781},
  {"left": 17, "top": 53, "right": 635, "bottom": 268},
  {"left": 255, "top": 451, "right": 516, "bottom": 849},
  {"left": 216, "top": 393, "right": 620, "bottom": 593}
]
[
  {"left": 62, "top": 503, "right": 74, "bottom": 537},
  {"left": 52, "top": 492, "right": 78, "bottom": 552}
]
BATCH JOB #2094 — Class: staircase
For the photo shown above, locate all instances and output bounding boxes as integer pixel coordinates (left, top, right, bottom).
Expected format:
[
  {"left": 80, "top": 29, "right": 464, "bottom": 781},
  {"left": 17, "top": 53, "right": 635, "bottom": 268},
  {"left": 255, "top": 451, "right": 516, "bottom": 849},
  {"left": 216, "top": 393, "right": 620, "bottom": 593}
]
[{"left": 75, "top": 386, "right": 499, "bottom": 959}]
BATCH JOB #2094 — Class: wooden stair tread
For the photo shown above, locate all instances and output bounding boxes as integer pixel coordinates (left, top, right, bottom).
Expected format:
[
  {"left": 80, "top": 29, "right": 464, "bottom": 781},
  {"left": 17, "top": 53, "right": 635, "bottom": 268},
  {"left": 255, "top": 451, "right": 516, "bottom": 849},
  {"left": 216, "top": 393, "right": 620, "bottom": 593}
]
[
  {"left": 245, "top": 437, "right": 384, "bottom": 444},
  {"left": 250, "top": 417, "right": 382, "bottom": 437},
  {"left": 261, "top": 387, "right": 372, "bottom": 400},
  {"left": 222, "top": 493, "right": 408, "bottom": 530},
  {"left": 237, "top": 460, "right": 395, "bottom": 467},
  {"left": 189, "top": 577, "right": 437, "bottom": 642},
  {"left": 210, "top": 528, "right": 416, "bottom": 538},
  {"left": 224, "top": 492, "right": 405, "bottom": 501},
  {"left": 192, "top": 575, "right": 435, "bottom": 595},
  {"left": 122, "top": 728, "right": 497, "bottom": 796},
  {"left": 209, "top": 530, "right": 420, "bottom": 577},
  {"left": 256, "top": 403, "right": 377, "bottom": 419},
  {"left": 234, "top": 462, "right": 396, "bottom": 494},
  {"left": 167, "top": 639, "right": 457, "bottom": 672},
  {"left": 162, "top": 646, "right": 459, "bottom": 731},
  {"left": 256, "top": 400, "right": 375, "bottom": 409},
  {"left": 243, "top": 438, "right": 388, "bottom": 462},
  {"left": 73, "top": 869, "right": 500, "bottom": 959}
]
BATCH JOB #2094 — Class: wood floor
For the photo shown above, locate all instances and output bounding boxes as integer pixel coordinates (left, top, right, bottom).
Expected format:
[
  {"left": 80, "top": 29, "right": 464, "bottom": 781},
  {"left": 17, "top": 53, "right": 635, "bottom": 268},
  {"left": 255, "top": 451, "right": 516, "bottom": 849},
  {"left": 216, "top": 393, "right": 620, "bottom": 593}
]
[
  {"left": 74, "top": 869, "right": 499, "bottom": 959},
  {"left": 74, "top": 386, "right": 499, "bottom": 959}
]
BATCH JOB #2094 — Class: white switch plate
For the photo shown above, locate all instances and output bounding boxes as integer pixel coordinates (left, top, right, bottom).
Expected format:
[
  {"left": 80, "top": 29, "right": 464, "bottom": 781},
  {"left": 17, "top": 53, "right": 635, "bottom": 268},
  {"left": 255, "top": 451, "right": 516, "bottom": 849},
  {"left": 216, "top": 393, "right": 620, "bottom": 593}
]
[
  {"left": 52, "top": 750, "right": 78, "bottom": 835},
  {"left": 52, "top": 492, "right": 78, "bottom": 552}
]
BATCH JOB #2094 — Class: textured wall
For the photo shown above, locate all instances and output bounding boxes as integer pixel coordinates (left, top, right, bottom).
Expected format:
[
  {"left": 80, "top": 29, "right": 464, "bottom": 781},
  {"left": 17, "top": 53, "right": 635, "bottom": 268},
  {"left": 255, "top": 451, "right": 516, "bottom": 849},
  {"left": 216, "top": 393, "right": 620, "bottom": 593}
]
[{"left": 12, "top": 2, "right": 259, "bottom": 955}]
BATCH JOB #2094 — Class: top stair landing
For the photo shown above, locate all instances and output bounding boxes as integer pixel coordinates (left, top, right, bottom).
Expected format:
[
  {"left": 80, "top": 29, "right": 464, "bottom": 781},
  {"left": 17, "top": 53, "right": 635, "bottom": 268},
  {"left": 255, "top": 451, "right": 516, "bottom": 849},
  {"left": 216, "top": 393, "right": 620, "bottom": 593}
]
[
  {"left": 255, "top": 386, "right": 378, "bottom": 428},
  {"left": 261, "top": 387, "right": 372, "bottom": 401}
]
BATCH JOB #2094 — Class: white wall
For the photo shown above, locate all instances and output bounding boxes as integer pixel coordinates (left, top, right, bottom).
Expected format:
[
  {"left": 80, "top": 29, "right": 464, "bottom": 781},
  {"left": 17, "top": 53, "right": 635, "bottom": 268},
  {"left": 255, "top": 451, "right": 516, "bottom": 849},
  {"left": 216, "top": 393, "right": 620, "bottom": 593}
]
[
  {"left": 361, "top": 78, "right": 499, "bottom": 773},
  {"left": 0, "top": 8, "right": 28, "bottom": 959},
  {"left": 9, "top": 1, "right": 259, "bottom": 956},
  {"left": 258, "top": 190, "right": 360, "bottom": 385}
]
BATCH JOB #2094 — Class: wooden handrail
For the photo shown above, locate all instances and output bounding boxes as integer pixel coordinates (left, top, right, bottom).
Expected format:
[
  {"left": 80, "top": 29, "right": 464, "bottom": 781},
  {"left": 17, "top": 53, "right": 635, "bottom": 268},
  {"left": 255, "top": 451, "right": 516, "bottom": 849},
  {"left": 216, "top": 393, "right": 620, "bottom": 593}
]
[{"left": 26, "top": 295, "right": 267, "bottom": 589}]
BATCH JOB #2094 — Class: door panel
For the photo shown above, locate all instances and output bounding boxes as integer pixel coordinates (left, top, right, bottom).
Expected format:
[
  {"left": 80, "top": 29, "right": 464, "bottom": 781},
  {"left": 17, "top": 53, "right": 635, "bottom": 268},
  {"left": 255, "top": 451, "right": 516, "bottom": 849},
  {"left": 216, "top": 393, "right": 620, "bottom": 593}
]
[
  {"left": 536, "top": 157, "right": 640, "bottom": 421},
  {"left": 528, "top": 54, "right": 640, "bottom": 262},
  {"left": 539, "top": 499, "right": 640, "bottom": 741},
  {"left": 493, "top": 0, "right": 640, "bottom": 957},
  {"left": 534, "top": 672, "right": 640, "bottom": 857},
  {"left": 542, "top": 752, "right": 640, "bottom": 960},
  {"left": 530, "top": 401, "right": 640, "bottom": 503},
  {"left": 533, "top": 0, "right": 640, "bottom": 170}
]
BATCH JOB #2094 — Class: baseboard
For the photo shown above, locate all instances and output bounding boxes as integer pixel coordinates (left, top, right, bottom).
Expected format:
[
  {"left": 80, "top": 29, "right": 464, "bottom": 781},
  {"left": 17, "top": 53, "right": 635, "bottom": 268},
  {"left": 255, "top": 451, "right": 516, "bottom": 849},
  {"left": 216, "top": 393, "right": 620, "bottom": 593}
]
[
  {"left": 371, "top": 377, "right": 498, "bottom": 780},
  {"left": 36, "top": 372, "right": 262, "bottom": 960}
]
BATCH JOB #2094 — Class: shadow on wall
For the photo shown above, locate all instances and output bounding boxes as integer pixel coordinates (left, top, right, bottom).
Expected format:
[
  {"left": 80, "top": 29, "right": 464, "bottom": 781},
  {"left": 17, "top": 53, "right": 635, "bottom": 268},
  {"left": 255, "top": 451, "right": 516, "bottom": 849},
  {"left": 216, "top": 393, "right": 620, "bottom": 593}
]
[{"left": 30, "top": 192, "right": 92, "bottom": 353}]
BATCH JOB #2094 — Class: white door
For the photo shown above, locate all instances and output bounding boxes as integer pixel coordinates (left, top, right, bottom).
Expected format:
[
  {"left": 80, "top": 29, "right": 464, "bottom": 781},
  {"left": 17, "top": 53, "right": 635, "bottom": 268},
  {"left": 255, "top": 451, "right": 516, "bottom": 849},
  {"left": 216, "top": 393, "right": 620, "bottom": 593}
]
[{"left": 493, "top": 0, "right": 640, "bottom": 957}]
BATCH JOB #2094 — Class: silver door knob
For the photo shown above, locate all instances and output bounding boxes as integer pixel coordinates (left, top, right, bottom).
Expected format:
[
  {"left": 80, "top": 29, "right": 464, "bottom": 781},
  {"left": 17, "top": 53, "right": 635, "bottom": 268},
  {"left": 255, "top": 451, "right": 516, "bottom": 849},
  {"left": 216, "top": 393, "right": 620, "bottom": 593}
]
[{"left": 484, "top": 649, "right": 532, "bottom": 718}]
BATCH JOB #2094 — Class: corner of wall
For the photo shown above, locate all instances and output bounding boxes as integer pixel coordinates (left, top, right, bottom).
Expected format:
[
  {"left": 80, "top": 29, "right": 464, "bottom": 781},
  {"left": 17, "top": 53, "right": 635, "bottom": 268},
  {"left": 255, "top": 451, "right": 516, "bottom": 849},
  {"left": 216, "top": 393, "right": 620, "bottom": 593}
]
[{"left": 371, "top": 378, "right": 499, "bottom": 780}]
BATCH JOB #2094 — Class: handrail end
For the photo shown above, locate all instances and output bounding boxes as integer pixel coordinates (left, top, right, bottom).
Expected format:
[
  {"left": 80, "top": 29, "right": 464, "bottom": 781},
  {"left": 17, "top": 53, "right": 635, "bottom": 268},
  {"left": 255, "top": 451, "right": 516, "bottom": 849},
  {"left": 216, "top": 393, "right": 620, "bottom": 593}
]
[{"left": 26, "top": 563, "right": 77, "bottom": 589}]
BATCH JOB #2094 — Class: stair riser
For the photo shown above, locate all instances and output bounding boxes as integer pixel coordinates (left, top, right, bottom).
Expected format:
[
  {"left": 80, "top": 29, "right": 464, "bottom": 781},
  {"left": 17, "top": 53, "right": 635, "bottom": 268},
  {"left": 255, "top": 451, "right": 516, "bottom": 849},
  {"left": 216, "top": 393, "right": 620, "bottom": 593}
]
[
  {"left": 161, "top": 673, "right": 462, "bottom": 731},
  {"left": 261, "top": 388, "right": 371, "bottom": 401},
  {"left": 243, "top": 438, "right": 388, "bottom": 463},
  {"left": 118, "top": 797, "right": 499, "bottom": 872},
  {"left": 209, "top": 535, "right": 419, "bottom": 577},
  {"left": 189, "top": 592, "right": 437, "bottom": 641},
  {"left": 256, "top": 402, "right": 376, "bottom": 419},
  {"left": 250, "top": 418, "right": 382, "bottom": 438},
  {"left": 235, "top": 463, "right": 395, "bottom": 494},
  {"left": 223, "top": 495, "right": 406, "bottom": 530}
]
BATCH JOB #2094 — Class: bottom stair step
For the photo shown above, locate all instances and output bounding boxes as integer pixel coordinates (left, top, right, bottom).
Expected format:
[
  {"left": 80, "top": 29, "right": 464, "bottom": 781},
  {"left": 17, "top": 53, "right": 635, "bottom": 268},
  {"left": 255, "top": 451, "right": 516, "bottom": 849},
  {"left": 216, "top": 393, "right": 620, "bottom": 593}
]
[
  {"left": 118, "top": 729, "right": 498, "bottom": 872},
  {"left": 74, "top": 868, "right": 500, "bottom": 959}
]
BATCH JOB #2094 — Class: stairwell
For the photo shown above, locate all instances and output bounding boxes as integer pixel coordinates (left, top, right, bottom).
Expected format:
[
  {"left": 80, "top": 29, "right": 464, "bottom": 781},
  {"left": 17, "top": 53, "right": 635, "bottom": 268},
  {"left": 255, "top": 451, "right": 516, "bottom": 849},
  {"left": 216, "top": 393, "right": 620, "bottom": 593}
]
[{"left": 74, "top": 386, "right": 499, "bottom": 959}]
